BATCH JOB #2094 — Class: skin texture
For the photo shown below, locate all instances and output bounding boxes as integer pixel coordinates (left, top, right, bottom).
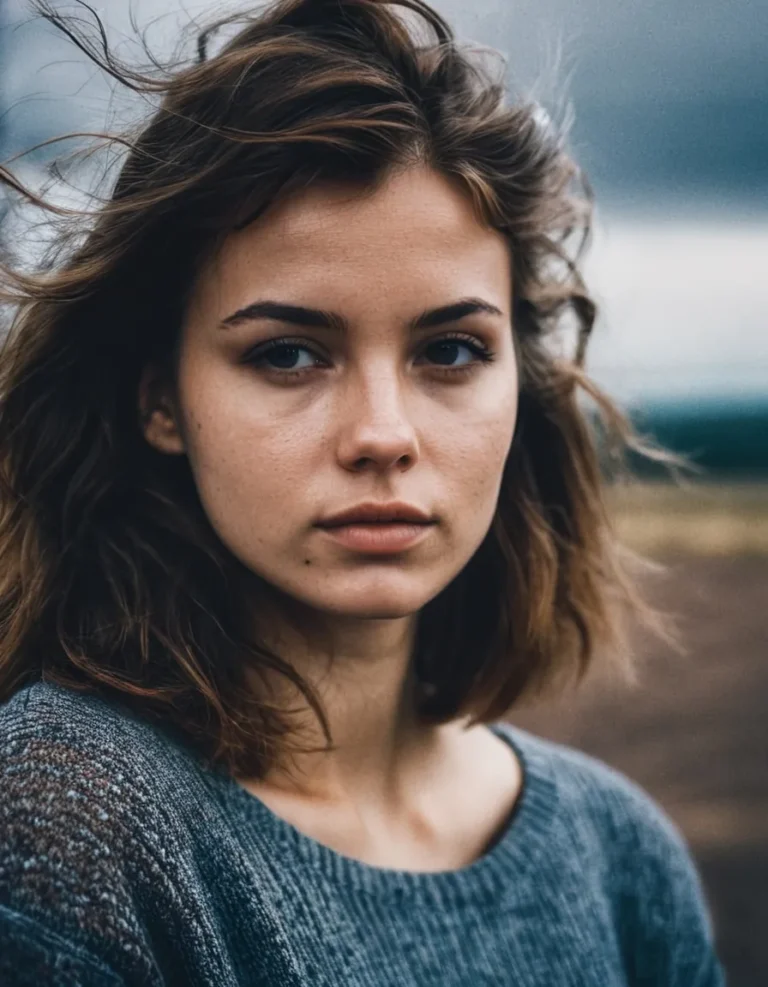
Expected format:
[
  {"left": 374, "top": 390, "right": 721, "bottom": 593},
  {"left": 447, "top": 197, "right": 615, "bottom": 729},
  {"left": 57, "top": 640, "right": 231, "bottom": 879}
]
[{"left": 141, "top": 164, "right": 523, "bottom": 869}]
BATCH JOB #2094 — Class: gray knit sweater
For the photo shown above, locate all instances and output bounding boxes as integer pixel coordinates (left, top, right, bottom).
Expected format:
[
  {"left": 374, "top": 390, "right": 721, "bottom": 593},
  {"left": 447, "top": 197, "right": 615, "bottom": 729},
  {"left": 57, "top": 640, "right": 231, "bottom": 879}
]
[{"left": 0, "top": 680, "right": 724, "bottom": 986}]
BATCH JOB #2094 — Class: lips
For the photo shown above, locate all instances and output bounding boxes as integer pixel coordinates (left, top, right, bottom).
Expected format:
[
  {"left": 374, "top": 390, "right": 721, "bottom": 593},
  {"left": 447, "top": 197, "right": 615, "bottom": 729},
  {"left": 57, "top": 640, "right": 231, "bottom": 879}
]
[
  {"left": 315, "top": 519, "right": 435, "bottom": 553},
  {"left": 316, "top": 502, "right": 435, "bottom": 528}
]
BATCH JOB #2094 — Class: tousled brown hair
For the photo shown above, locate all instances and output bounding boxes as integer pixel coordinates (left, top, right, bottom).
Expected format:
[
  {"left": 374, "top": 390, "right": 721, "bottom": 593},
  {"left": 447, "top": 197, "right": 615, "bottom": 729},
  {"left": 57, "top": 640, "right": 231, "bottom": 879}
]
[{"left": 0, "top": 0, "right": 669, "bottom": 777}]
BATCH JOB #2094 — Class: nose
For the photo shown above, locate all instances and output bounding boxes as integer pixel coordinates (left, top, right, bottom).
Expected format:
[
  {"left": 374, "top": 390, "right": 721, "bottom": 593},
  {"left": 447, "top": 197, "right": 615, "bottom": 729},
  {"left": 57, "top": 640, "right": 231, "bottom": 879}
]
[{"left": 336, "top": 362, "right": 419, "bottom": 474}]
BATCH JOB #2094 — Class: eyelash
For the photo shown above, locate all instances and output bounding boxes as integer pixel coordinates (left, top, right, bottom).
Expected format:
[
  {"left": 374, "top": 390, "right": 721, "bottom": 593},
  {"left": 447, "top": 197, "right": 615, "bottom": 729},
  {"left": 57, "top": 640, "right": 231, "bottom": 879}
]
[{"left": 241, "top": 332, "right": 496, "bottom": 380}]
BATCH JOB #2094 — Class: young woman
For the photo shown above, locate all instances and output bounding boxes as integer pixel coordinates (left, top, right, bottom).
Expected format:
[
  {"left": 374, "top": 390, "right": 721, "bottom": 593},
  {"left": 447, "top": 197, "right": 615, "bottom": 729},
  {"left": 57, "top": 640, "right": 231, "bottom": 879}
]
[{"left": 0, "top": 1, "right": 724, "bottom": 985}]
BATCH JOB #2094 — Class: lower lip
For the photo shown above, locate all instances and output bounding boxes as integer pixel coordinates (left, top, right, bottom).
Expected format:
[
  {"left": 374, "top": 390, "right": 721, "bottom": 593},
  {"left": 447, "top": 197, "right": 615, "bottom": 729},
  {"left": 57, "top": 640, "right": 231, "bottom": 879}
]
[{"left": 316, "top": 522, "right": 435, "bottom": 553}]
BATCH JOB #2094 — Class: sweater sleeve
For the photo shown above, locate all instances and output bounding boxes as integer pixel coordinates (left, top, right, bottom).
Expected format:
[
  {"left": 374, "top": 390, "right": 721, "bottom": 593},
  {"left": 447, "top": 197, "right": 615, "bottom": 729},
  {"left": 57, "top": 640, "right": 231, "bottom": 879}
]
[
  {"left": 545, "top": 740, "right": 727, "bottom": 987},
  {"left": 602, "top": 773, "right": 726, "bottom": 987},
  {"left": 630, "top": 823, "right": 725, "bottom": 987},
  {"left": 0, "top": 684, "right": 264, "bottom": 987},
  {"left": 0, "top": 904, "right": 125, "bottom": 987},
  {"left": 0, "top": 708, "right": 176, "bottom": 986}
]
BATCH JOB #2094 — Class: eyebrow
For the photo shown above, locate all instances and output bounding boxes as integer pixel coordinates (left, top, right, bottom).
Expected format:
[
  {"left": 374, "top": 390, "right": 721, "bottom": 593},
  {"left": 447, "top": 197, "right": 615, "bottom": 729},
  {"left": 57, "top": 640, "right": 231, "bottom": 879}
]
[{"left": 219, "top": 297, "right": 504, "bottom": 333}]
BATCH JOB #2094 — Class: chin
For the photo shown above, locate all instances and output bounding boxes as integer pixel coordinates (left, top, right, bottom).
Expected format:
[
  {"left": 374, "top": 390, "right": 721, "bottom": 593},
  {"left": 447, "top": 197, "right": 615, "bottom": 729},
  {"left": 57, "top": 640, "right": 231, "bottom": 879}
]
[
  {"left": 296, "top": 571, "right": 447, "bottom": 620},
  {"left": 307, "top": 590, "right": 430, "bottom": 620},
  {"left": 319, "top": 599, "right": 423, "bottom": 620}
]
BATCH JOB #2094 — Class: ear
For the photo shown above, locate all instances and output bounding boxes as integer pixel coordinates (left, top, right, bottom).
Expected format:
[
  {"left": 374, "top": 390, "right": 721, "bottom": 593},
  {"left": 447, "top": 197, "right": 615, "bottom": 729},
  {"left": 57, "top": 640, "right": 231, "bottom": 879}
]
[{"left": 138, "top": 364, "right": 186, "bottom": 455}]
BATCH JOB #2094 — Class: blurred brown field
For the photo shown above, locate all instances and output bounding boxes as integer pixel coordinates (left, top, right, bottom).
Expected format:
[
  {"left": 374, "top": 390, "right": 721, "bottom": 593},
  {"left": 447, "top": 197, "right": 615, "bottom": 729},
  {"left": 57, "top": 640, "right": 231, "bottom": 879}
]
[
  {"left": 606, "top": 481, "right": 768, "bottom": 555},
  {"left": 507, "top": 481, "right": 768, "bottom": 987}
]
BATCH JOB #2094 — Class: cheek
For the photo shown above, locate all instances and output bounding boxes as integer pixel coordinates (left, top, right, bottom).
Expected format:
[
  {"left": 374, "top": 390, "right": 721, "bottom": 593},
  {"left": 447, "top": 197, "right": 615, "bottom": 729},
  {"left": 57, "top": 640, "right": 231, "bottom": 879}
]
[
  {"left": 175, "top": 367, "right": 315, "bottom": 538},
  {"left": 437, "top": 391, "right": 518, "bottom": 535},
  {"left": 188, "top": 419, "right": 309, "bottom": 514},
  {"left": 449, "top": 374, "right": 518, "bottom": 470},
  {"left": 452, "top": 421, "right": 515, "bottom": 502}
]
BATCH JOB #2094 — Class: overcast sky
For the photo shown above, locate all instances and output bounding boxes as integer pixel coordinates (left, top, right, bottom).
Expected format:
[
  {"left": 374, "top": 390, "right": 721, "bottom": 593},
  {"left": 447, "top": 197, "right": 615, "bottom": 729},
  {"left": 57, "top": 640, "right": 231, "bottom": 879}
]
[{"left": 2, "top": 0, "right": 766, "bottom": 201}]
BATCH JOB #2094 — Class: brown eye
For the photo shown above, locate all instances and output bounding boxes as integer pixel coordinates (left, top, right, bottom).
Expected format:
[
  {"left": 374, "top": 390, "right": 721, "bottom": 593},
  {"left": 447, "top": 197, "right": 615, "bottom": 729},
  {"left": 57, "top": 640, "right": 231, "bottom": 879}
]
[
  {"left": 424, "top": 339, "right": 476, "bottom": 367},
  {"left": 261, "top": 343, "right": 313, "bottom": 371},
  {"left": 242, "top": 337, "right": 326, "bottom": 375},
  {"left": 419, "top": 334, "right": 495, "bottom": 371}
]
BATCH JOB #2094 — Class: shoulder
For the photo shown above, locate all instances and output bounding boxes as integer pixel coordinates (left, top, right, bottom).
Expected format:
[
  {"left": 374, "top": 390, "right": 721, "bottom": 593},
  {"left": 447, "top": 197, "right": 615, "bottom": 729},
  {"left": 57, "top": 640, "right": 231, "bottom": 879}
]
[
  {"left": 499, "top": 722, "right": 690, "bottom": 865},
  {"left": 1, "top": 680, "right": 298, "bottom": 984},
  {"left": 0, "top": 680, "right": 212, "bottom": 979},
  {"left": 2, "top": 676, "right": 175, "bottom": 753},
  {"left": 0, "top": 679, "right": 194, "bottom": 838},
  {"left": 497, "top": 723, "right": 724, "bottom": 985},
  {"left": 0, "top": 678, "right": 211, "bottom": 853},
  {"left": 0, "top": 677, "right": 183, "bottom": 859}
]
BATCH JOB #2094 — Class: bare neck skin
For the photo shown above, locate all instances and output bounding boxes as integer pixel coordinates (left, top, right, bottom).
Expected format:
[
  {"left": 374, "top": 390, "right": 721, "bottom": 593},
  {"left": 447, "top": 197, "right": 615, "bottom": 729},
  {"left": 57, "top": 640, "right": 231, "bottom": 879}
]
[
  {"left": 241, "top": 597, "right": 522, "bottom": 870},
  {"left": 250, "top": 595, "right": 435, "bottom": 803}
]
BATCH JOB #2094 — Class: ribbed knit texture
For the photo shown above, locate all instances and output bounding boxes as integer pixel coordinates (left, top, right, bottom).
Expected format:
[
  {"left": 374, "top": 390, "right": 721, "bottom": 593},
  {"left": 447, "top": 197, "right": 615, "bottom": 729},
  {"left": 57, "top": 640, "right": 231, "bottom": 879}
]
[{"left": 0, "top": 680, "right": 725, "bottom": 986}]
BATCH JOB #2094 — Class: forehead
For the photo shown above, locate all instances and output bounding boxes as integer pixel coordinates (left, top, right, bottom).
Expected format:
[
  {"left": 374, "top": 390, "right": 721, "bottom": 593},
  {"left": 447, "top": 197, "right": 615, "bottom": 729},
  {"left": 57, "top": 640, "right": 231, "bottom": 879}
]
[{"left": 195, "top": 165, "right": 512, "bottom": 316}]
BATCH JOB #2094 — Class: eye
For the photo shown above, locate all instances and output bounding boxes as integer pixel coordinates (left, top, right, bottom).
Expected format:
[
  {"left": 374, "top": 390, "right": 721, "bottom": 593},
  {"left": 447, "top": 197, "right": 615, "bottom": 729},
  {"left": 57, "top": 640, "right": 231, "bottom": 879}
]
[
  {"left": 418, "top": 333, "right": 495, "bottom": 372},
  {"left": 242, "top": 338, "right": 325, "bottom": 376}
]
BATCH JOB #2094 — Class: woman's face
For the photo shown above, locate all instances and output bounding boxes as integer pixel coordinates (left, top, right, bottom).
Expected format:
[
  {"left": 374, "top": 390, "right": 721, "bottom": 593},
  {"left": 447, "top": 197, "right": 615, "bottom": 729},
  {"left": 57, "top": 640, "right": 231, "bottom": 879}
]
[{"left": 144, "top": 164, "right": 518, "bottom": 620}]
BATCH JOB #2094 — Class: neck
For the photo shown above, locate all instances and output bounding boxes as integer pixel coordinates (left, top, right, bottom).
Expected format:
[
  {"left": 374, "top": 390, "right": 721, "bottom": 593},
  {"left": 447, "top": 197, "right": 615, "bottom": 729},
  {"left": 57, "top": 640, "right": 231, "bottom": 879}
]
[{"left": 248, "top": 595, "right": 443, "bottom": 807}]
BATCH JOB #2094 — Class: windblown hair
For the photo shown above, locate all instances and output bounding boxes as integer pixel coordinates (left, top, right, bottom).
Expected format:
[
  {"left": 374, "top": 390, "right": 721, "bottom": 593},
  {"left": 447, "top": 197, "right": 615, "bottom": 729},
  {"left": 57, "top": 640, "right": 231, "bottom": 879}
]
[{"left": 0, "top": 0, "right": 668, "bottom": 777}]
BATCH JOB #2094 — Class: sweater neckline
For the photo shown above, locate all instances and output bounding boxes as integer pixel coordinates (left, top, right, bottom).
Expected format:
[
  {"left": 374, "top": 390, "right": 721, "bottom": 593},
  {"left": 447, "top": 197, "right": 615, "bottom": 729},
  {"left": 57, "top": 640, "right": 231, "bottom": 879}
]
[{"left": 210, "top": 722, "right": 559, "bottom": 906}]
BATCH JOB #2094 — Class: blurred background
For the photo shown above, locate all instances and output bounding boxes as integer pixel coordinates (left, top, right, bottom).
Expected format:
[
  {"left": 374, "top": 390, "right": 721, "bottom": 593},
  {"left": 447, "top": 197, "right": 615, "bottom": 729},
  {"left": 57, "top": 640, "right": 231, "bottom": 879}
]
[{"left": 1, "top": 1, "right": 766, "bottom": 983}]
